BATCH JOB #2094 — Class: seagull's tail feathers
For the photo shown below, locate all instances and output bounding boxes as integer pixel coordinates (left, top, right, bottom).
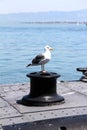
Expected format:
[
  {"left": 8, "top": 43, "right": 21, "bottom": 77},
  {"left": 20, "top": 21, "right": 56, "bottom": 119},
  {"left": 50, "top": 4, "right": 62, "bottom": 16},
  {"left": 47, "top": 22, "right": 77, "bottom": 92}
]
[{"left": 26, "top": 63, "right": 32, "bottom": 67}]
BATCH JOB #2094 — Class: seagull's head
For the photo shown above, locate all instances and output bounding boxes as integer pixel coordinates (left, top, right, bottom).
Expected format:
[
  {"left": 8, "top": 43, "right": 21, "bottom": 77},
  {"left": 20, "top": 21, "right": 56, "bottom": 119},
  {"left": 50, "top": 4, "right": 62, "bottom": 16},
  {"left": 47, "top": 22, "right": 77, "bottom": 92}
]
[{"left": 44, "top": 45, "right": 53, "bottom": 51}]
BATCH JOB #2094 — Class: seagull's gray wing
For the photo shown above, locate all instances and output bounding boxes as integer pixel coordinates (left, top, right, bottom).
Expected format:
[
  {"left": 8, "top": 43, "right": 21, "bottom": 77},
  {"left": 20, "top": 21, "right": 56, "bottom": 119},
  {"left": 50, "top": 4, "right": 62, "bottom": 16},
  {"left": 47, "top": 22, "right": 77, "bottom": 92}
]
[{"left": 32, "top": 54, "right": 45, "bottom": 64}]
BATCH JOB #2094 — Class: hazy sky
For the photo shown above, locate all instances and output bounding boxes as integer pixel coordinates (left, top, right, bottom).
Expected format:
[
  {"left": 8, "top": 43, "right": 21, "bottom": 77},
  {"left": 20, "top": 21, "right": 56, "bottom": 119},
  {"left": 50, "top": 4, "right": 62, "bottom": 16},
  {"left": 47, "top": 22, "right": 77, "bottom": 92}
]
[{"left": 0, "top": 0, "right": 87, "bottom": 14}]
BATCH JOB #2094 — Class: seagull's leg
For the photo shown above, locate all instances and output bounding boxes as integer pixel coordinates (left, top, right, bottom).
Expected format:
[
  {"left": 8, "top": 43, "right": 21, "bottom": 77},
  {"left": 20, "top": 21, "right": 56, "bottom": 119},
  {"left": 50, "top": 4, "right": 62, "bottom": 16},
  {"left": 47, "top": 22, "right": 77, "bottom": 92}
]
[{"left": 41, "top": 65, "right": 45, "bottom": 72}]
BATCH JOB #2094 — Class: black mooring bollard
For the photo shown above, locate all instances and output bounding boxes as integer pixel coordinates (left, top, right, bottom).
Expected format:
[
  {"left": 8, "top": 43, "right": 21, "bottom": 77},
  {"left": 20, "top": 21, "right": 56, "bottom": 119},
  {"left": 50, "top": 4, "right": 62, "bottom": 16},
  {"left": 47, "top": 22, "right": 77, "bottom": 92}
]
[
  {"left": 77, "top": 67, "right": 87, "bottom": 82},
  {"left": 18, "top": 72, "right": 64, "bottom": 106}
]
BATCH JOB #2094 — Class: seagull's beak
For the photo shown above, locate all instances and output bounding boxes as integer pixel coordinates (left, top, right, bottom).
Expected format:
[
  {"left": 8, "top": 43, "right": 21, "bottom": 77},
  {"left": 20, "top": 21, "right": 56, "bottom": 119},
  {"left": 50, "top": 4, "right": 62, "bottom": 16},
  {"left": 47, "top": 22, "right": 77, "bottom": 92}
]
[{"left": 49, "top": 47, "right": 53, "bottom": 51}]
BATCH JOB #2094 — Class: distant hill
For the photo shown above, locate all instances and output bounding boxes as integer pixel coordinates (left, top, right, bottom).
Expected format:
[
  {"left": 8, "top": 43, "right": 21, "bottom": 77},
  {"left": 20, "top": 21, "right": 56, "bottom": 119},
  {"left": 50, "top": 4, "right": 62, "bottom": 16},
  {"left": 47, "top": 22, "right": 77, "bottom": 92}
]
[{"left": 0, "top": 9, "right": 87, "bottom": 23}]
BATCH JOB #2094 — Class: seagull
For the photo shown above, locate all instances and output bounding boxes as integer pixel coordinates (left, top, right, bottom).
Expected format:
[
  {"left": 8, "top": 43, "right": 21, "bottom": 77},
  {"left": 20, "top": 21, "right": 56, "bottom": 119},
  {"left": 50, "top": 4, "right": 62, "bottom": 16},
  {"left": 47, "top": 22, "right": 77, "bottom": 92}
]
[{"left": 26, "top": 45, "right": 53, "bottom": 72}]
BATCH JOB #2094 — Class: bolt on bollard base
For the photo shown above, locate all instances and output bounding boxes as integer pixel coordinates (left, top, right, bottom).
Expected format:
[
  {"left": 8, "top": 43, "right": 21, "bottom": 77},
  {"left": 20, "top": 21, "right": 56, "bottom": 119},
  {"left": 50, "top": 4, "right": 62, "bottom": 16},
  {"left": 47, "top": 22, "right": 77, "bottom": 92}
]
[{"left": 18, "top": 72, "right": 65, "bottom": 106}]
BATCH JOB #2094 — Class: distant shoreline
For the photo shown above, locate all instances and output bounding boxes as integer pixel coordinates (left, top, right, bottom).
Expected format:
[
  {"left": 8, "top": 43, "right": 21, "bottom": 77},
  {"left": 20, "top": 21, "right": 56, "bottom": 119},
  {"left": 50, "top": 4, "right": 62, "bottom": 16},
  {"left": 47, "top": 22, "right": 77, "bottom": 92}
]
[
  {"left": 1, "top": 9, "right": 87, "bottom": 24},
  {"left": 22, "top": 21, "right": 87, "bottom": 25}
]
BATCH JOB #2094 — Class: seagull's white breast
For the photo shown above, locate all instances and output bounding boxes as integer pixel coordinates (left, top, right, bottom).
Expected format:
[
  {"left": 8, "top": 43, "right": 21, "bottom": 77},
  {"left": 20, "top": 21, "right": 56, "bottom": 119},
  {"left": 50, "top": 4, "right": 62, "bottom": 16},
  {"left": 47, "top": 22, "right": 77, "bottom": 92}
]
[{"left": 43, "top": 50, "right": 51, "bottom": 60}]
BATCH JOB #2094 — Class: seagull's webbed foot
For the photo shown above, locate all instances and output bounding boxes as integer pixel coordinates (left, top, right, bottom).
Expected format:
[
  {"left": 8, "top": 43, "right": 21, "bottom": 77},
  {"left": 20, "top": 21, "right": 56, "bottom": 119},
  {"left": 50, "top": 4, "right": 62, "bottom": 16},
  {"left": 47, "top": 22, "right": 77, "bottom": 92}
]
[{"left": 42, "top": 70, "right": 47, "bottom": 73}]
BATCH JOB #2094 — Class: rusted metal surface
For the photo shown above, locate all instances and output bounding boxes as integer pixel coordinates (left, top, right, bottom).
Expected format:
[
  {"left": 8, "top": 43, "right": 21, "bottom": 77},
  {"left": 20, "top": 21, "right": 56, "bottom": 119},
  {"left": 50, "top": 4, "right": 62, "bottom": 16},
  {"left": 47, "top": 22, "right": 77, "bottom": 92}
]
[{"left": 0, "top": 81, "right": 87, "bottom": 129}]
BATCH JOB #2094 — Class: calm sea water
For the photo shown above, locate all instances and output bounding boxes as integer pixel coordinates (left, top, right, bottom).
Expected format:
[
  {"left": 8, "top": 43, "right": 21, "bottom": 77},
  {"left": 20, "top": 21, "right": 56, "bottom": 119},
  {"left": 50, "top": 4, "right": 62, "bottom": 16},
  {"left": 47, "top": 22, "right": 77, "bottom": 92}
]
[{"left": 0, "top": 23, "right": 87, "bottom": 84}]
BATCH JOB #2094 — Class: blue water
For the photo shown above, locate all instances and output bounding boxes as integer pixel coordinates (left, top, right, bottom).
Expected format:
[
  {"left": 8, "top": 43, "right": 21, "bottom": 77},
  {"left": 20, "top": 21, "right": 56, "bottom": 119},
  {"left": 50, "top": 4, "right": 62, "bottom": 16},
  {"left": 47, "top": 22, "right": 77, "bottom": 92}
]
[{"left": 0, "top": 23, "right": 87, "bottom": 84}]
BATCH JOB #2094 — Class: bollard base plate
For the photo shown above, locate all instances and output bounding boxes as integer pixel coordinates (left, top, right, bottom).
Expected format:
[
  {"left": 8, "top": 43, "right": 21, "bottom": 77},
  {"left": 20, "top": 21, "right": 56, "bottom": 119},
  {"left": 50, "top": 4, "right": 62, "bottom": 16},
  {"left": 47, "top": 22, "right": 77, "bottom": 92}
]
[
  {"left": 18, "top": 94, "right": 64, "bottom": 106},
  {"left": 80, "top": 76, "right": 87, "bottom": 82}
]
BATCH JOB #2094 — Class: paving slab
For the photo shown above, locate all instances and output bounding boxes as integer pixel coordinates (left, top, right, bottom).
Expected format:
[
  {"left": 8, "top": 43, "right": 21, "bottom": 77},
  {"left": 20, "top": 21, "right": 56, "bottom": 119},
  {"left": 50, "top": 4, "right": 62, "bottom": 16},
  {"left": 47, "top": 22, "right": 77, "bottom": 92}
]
[{"left": 0, "top": 81, "right": 87, "bottom": 129}]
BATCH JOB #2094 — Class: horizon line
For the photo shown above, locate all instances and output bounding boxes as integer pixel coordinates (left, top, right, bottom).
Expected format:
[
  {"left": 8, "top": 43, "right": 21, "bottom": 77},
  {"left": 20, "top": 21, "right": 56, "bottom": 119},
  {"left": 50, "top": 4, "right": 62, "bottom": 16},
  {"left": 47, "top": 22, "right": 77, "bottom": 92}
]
[{"left": 0, "top": 8, "right": 87, "bottom": 15}]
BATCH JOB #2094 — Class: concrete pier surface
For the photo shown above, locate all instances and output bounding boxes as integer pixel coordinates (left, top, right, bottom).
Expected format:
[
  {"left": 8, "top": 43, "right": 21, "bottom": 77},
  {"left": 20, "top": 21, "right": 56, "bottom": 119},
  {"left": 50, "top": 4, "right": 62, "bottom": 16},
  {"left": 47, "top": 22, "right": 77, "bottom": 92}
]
[{"left": 0, "top": 81, "right": 87, "bottom": 130}]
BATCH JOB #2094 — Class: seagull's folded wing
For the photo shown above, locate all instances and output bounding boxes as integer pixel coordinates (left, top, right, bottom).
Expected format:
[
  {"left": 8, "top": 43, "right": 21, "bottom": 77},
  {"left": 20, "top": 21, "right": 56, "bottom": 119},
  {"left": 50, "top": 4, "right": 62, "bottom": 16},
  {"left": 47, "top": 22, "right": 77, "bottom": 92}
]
[{"left": 32, "top": 54, "right": 45, "bottom": 64}]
